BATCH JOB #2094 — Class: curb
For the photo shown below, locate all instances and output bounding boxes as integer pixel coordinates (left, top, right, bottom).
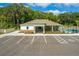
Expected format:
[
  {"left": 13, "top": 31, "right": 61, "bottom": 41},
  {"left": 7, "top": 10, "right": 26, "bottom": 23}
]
[
  {"left": 4, "top": 33, "right": 79, "bottom": 36},
  {"left": 0, "top": 34, "right": 6, "bottom": 38}
]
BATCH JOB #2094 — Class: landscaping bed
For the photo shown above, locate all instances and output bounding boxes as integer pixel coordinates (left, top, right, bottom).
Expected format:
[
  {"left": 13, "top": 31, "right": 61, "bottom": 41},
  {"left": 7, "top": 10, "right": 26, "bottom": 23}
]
[
  {"left": 45, "top": 31, "right": 65, "bottom": 34},
  {"left": 0, "top": 32, "right": 4, "bottom": 35},
  {"left": 20, "top": 30, "right": 34, "bottom": 34}
]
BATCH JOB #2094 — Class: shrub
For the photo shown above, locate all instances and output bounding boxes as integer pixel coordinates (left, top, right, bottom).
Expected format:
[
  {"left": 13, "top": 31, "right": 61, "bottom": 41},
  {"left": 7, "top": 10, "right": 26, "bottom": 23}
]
[{"left": 20, "top": 30, "right": 34, "bottom": 34}]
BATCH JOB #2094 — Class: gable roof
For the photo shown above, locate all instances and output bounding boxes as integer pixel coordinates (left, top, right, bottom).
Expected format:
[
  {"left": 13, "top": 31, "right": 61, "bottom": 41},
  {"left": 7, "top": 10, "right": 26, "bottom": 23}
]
[{"left": 20, "top": 19, "right": 61, "bottom": 26}]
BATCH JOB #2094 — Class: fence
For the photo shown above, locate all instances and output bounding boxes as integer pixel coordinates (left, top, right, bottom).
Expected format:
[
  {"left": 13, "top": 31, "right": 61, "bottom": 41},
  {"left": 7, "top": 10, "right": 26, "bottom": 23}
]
[
  {"left": 0, "top": 28, "right": 15, "bottom": 33},
  {"left": 64, "top": 26, "right": 79, "bottom": 30}
]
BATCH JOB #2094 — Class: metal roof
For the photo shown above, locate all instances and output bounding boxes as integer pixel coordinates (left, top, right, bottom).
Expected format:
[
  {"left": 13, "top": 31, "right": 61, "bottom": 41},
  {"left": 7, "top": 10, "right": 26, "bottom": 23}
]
[{"left": 20, "top": 19, "right": 61, "bottom": 26}]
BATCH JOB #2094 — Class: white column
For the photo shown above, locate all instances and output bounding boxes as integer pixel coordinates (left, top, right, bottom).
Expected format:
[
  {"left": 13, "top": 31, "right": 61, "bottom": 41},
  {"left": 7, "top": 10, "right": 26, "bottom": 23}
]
[
  {"left": 52, "top": 26, "right": 53, "bottom": 32},
  {"left": 59, "top": 26, "right": 63, "bottom": 32},
  {"left": 34, "top": 26, "right": 35, "bottom": 34},
  {"left": 43, "top": 26, "right": 45, "bottom": 34}
]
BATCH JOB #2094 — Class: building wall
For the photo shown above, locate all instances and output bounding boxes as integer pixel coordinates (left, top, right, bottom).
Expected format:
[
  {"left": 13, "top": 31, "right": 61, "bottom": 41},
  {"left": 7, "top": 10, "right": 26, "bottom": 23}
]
[
  {"left": 58, "top": 26, "right": 64, "bottom": 32},
  {"left": 20, "top": 26, "right": 34, "bottom": 30}
]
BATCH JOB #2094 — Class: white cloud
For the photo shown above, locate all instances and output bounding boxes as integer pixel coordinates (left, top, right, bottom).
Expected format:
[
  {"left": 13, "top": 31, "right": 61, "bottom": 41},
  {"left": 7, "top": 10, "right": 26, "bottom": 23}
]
[
  {"left": 64, "top": 3, "right": 79, "bottom": 6},
  {"left": 63, "top": 3, "right": 79, "bottom": 7},
  {"left": 28, "top": 3, "right": 51, "bottom": 8},
  {"left": 28, "top": 3, "right": 36, "bottom": 7},
  {"left": 34, "top": 3, "right": 51, "bottom": 7},
  {"left": 47, "top": 10, "right": 66, "bottom": 15},
  {"left": 54, "top": 3, "right": 79, "bottom": 8}
]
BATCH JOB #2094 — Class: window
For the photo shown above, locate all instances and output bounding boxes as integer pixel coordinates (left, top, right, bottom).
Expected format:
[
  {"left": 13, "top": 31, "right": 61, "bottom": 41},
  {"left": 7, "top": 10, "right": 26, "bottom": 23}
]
[{"left": 26, "top": 26, "right": 29, "bottom": 30}]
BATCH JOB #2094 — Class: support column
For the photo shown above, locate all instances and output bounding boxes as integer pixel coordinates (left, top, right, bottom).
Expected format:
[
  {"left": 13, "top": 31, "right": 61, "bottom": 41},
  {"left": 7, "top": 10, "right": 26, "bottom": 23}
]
[
  {"left": 52, "top": 26, "right": 53, "bottom": 32},
  {"left": 59, "top": 25, "right": 63, "bottom": 32},
  {"left": 43, "top": 26, "right": 45, "bottom": 34},
  {"left": 34, "top": 26, "right": 35, "bottom": 34}
]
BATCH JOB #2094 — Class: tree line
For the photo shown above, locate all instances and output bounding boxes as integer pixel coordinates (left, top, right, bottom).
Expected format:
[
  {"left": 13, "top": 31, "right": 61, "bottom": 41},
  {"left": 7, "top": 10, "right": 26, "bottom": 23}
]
[{"left": 0, "top": 3, "right": 79, "bottom": 29}]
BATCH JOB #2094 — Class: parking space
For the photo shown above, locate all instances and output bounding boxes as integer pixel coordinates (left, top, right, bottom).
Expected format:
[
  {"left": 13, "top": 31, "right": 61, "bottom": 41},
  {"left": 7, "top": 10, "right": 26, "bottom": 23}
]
[
  {"left": 59, "top": 36, "right": 79, "bottom": 44},
  {"left": 0, "top": 36, "right": 33, "bottom": 56},
  {"left": 0, "top": 35, "right": 79, "bottom": 56}
]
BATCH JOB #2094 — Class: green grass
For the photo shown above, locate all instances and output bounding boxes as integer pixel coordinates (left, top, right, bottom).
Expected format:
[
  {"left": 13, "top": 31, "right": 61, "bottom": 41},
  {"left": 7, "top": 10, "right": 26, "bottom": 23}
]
[
  {"left": 0, "top": 32, "right": 4, "bottom": 35},
  {"left": 45, "top": 31, "right": 65, "bottom": 34}
]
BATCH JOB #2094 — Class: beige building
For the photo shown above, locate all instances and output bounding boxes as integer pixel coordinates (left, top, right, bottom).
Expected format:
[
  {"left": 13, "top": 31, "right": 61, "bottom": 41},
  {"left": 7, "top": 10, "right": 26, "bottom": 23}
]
[{"left": 20, "top": 19, "right": 63, "bottom": 33}]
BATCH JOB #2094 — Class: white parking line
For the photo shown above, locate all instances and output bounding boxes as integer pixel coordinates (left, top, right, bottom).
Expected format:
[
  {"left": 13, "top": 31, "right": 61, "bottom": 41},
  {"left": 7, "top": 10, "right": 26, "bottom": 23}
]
[
  {"left": 54, "top": 35, "right": 68, "bottom": 44},
  {"left": 16, "top": 36, "right": 25, "bottom": 44},
  {"left": 60, "top": 36, "right": 77, "bottom": 43},
  {"left": 43, "top": 36, "right": 47, "bottom": 45},
  {"left": 70, "top": 36, "right": 79, "bottom": 41},
  {"left": 54, "top": 36, "right": 62, "bottom": 44},
  {"left": 1, "top": 36, "right": 16, "bottom": 45},
  {"left": 30, "top": 36, "right": 35, "bottom": 44},
  {"left": 58, "top": 36, "right": 69, "bottom": 44},
  {"left": 17, "top": 36, "right": 35, "bottom": 55}
]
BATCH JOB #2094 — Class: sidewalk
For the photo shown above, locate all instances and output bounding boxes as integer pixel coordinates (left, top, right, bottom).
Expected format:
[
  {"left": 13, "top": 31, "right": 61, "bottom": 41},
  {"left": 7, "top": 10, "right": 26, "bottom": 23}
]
[
  {"left": 0, "top": 30, "right": 79, "bottom": 38},
  {"left": 0, "top": 31, "right": 25, "bottom": 38}
]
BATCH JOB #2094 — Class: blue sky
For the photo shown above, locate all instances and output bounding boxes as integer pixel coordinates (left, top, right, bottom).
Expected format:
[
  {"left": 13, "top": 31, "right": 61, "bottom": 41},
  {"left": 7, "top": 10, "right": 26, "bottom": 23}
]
[{"left": 0, "top": 3, "right": 79, "bottom": 14}]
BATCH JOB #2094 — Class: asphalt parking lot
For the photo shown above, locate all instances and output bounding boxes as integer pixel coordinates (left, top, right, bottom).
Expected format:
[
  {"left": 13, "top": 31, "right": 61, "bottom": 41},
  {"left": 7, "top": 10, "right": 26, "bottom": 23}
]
[{"left": 0, "top": 35, "right": 79, "bottom": 56}]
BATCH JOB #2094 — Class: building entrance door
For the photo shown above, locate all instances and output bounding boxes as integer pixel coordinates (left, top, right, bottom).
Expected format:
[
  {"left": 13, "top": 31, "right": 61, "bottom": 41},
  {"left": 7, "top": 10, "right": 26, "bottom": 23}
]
[{"left": 35, "top": 26, "right": 43, "bottom": 33}]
